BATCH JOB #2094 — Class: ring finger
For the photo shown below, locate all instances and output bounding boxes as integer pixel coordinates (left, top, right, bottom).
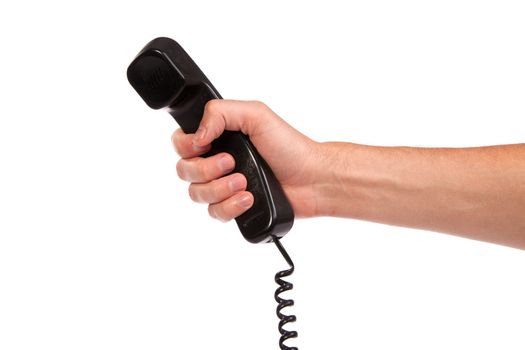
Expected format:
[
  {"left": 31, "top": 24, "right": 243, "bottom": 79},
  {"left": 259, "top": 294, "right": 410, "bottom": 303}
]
[{"left": 188, "top": 173, "right": 247, "bottom": 204}]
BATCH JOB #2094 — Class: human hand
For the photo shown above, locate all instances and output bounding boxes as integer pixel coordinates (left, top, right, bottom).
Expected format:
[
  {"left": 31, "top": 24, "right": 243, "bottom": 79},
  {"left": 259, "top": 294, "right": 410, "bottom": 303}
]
[{"left": 171, "top": 100, "right": 324, "bottom": 222}]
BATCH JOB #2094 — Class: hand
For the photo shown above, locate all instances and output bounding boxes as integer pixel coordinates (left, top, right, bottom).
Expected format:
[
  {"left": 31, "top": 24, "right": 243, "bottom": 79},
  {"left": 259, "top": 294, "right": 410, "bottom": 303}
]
[{"left": 172, "top": 100, "right": 324, "bottom": 222}]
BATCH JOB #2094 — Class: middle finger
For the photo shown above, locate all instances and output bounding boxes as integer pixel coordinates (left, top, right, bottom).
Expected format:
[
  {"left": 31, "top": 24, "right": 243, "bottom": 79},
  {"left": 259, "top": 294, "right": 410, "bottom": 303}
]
[{"left": 176, "top": 152, "right": 235, "bottom": 183}]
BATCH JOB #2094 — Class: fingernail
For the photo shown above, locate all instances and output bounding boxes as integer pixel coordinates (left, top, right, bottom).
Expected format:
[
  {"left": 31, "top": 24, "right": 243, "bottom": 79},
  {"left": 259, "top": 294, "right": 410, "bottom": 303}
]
[
  {"left": 218, "top": 155, "right": 234, "bottom": 172},
  {"left": 193, "top": 126, "right": 207, "bottom": 144},
  {"left": 229, "top": 175, "right": 245, "bottom": 192},
  {"left": 236, "top": 194, "right": 253, "bottom": 209}
]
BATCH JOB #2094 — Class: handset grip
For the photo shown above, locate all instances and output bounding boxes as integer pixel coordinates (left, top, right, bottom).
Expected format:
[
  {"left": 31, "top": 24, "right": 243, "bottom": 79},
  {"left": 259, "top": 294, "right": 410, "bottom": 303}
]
[{"left": 127, "top": 37, "right": 293, "bottom": 243}]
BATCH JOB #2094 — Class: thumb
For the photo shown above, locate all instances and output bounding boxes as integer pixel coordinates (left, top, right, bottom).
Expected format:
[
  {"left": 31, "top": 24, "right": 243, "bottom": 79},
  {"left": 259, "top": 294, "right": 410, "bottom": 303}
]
[{"left": 192, "top": 100, "right": 275, "bottom": 147}]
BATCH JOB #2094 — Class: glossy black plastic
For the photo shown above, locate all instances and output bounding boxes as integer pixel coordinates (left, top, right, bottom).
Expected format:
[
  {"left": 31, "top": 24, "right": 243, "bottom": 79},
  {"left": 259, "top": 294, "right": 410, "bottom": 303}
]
[{"left": 127, "top": 37, "right": 294, "bottom": 243}]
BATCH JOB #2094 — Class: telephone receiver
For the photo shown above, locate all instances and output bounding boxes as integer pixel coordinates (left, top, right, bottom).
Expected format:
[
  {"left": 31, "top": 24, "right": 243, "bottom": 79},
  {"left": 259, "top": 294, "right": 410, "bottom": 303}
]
[
  {"left": 127, "top": 38, "right": 299, "bottom": 350},
  {"left": 127, "top": 37, "right": 294, "bottom": 244}
]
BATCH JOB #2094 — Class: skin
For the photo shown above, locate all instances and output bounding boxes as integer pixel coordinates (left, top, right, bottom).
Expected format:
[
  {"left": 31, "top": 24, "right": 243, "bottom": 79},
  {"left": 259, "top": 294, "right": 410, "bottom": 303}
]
[{"left": 172, "top": 100, "right": 525, "bottom": 250}]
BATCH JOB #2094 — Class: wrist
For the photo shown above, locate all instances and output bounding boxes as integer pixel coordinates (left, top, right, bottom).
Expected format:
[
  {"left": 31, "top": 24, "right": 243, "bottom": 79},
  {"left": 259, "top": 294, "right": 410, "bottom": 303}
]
[{"left": 311, "top": 141, "right": 360, "bottom": 217}]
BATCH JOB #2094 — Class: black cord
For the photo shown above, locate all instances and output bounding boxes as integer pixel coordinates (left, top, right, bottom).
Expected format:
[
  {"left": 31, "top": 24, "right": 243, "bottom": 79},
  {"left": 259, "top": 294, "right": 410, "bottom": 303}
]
[{"left": 273, "top": 238, "right": 298, "bottom": 350}]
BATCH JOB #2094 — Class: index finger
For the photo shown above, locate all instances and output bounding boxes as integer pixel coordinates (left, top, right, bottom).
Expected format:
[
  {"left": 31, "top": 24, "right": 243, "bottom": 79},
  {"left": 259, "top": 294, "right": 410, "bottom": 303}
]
[{"left": 171, "top": 128, "right": 211, "bottom": 159}]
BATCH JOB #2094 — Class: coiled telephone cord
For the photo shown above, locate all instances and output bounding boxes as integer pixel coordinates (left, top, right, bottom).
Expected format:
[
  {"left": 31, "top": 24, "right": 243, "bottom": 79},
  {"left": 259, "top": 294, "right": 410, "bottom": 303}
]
[{"left": 273, "top": 238, "right": 298, "bottom": 350}]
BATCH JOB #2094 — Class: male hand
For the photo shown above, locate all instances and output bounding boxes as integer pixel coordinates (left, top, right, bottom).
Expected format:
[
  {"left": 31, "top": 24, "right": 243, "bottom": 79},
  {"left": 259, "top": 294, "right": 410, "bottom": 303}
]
[{"left": 171, "top": 100, "right": 324, "bottom": 222}]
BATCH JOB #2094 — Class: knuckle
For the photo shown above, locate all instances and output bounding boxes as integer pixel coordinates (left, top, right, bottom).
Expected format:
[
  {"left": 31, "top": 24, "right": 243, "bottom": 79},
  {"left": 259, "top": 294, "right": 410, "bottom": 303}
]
[
  {"left": 171, "top": 136, "right": 180, "bottom": 153},
  {"left": 176, "top": 160, "right": 186, "bottom": 180},
  {"left": 198, "top": 161, "right": 213, "bottom": 181},
  {"left": 204, "top": 185, "right": 214, "bottom": 202},
  {"left": 251, "top": 100, "right": 268, "bottom": 111},
  {"left": 208, "top": 205, "right": 217, "bottom": 219},
  {"left": 188, "top": 185, "right": 199, "bottom": 202},
  {"left": 172, "top": 142, "right": 182, "bottom": 156},
  {"left": 171, "top": 129, "right": 185, "bottom": 153},
  {"left": 204, "top": 99, "right": 221, "bottom": 114},
  {"left": 210, "top": 180, "right": 223, "bottom": 201},
  {"left": 209, "top": 204, "right": 229, "bottom": 222}
]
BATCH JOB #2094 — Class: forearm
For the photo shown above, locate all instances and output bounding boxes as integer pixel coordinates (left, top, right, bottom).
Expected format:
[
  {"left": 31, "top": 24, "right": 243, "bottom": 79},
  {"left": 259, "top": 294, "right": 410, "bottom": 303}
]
[{"left": 315, "top": 142, "right": 525, "bottom": 249}]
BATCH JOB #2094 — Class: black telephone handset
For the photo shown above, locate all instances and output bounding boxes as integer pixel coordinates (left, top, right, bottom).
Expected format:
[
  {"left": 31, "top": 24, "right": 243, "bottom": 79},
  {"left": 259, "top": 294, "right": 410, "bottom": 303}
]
[
  {"left": 127, "top": 38, "right": 298, "bottom": 350},
  {"left": 127, "top": 37, "right": 293, "bottom": 244}
]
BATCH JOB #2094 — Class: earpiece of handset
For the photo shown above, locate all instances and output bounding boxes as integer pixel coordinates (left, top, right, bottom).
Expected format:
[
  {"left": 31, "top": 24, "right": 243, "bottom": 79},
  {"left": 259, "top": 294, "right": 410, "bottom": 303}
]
[{"left": 127, "top": 37, "right": 294, "bottom": 243}]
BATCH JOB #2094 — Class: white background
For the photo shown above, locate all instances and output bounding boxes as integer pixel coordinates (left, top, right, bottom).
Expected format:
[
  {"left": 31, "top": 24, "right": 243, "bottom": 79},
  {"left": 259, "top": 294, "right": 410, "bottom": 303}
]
[{"left": 0, "top": 1, "right": 524, "bottom": 349}]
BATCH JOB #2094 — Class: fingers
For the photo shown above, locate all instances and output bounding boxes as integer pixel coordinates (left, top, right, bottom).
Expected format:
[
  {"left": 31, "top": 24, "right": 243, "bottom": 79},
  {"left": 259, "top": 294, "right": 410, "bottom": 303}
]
[
  {"left": 176, "top": 152, "right": 235, "bottom": 183},
  {"left": 193, "top": 100, "right": 275, "bottom": 147},
  {"left": 188, "top": 173, "right": 247, "bottom": 204},
  {"left": 208, "top": 191, "right": 254, "bottom": 222},
  {"left": 172, "top": 100, "right": 269, "bottom": 222},
  {"left": 171, "top": 128, "right": 210, "bottom": 158}
]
